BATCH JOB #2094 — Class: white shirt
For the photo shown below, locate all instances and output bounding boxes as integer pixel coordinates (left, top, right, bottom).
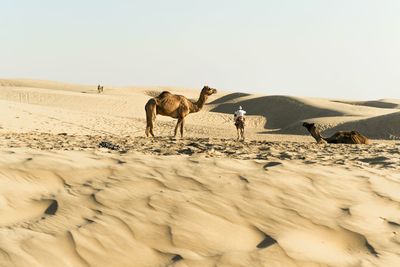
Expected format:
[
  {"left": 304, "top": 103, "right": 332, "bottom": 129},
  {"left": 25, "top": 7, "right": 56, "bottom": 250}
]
[{"left": 235, "top": 110, "right": 246, "bottom": 117}]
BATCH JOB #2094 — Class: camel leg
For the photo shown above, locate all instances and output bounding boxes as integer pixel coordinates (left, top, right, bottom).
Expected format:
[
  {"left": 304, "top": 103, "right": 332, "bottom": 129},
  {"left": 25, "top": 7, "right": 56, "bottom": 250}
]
[
  {"left": 147, "top": 122, "right": 154, "bottom": 137},
  {"left": 174, "top": 118, "right": 182, "bottom": 138},
  {"left": 145, "top": 121, "right": 151, "bottom": 137},
  {"left": 149, "top": 113, "right": 156, "bottom": 137},
  {"left": 236, "top": 127, "right": 240, "bottom": 141},
  {"left": 180, "top": 118, "right": 185, "bottom": 138},
  {"left": 145, "top": 99, "right": 157, "bottom": 137},
  {"left": 145, "top": 119, "right": 151, "bottom": 137},
  {"left": 146, "top": 123, "right": 155, "bottom": 137},
  {"left": 145, "top": 118, "right": 155, "bottom": 137},
  {"left": 241, "top": 127, "right": 245, "bottom": 141},
  {"left": 149, "top": 123, "right": 155, "bottom": 137}
]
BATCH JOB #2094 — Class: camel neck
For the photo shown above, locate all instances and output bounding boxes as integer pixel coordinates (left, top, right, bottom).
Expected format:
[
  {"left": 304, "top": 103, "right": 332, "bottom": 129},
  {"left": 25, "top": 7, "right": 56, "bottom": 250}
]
[
  {"left": 310, "top": 127, "right": 325, "bottom": 143},
  {"left": 192, "top": 93, "right": 208, "bottom": 112}
]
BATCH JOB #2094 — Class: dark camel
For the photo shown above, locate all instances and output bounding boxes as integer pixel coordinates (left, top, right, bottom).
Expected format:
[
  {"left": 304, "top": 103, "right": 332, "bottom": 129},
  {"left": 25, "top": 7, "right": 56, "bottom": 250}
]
[
  {"left": 302, "top": 122, "right": 370, "bottom": 144},
  {"left": 145, "top": 86, "right": 217, "bottom": 137}
]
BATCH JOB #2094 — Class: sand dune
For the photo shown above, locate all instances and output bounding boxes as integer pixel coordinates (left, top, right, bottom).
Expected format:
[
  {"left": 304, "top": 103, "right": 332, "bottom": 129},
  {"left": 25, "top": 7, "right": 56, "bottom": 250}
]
[
  {"left": 332, "top": 99, "right": 400, "bottom": 109},
  {"left": 327, "top": 111, "right": 400, "bottom": 140},
  {"left": 210, "top": 93, "right": 398, "bottom": 135},
  {"left": 0, "top": 143, "right": 399, "bottom": 267},
  {"left": 1, "top": 79, "right": 399, "bottom": 139},
  {"left": 0, "top": 79, "right": 400, "bottom": 267}
]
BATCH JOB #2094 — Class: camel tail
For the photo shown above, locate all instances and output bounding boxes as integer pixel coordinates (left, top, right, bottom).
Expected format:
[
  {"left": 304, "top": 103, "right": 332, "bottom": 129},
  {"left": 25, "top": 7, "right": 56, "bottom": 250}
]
[{"left": 145, "top": 98, "right": 157, "bottom": 137}]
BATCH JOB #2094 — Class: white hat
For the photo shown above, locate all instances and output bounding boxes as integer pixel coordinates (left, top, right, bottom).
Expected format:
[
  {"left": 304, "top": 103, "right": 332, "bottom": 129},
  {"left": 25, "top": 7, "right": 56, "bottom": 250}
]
[{"left": 239, "top": 106, "right": 242, "bottom": 110}]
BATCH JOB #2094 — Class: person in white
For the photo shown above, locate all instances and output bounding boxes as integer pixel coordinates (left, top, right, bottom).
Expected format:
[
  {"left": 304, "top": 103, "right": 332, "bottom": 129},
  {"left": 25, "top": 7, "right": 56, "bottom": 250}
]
[{"left": 234, "top": 106, "right": 246, "bottom": 125}]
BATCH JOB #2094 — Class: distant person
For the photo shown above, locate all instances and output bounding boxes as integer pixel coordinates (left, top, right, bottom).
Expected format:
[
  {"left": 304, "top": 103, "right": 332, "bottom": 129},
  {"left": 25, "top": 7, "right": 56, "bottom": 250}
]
[
  {"left": 97, "top": 84, "right": 103, "bottom": 93},
  {"left": 234, "top": 106, "right": 246, "bottom": 126}
]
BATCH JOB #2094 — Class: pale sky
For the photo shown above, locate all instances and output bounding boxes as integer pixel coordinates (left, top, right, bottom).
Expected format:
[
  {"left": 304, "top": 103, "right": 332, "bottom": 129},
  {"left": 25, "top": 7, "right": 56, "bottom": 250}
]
[{"left": 1, "top": 0, "right": 400, "bottom": 99}]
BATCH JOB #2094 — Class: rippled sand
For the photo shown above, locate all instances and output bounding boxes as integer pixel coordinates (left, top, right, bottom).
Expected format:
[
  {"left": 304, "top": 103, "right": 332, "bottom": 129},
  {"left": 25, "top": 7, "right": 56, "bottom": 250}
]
[{"left": 0, "top": 79, "right": 400, "bottom": 266}]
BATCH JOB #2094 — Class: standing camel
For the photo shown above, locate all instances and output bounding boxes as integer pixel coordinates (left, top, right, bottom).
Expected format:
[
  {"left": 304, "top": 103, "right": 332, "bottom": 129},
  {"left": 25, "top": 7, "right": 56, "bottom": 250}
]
[
  {"left": 235, "top": 117, "right": 245, "bottom": 141},
  {"left": 302, "top": 122, "right": 370, "bottom": 144},
  {"left": 145, "top": 86, "right": 217, "bottom": 137}
]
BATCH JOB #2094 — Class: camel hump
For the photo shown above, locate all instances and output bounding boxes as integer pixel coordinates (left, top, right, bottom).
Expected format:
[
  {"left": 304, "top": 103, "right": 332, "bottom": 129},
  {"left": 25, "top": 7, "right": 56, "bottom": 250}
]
[
  {"left": 350, "top": 130, "right": 361, "bottom": 135},
  {"left": 157, "top": 91, "right": 171, "bottom": 98},
  {"left": 349, "top": 131, "right": 370, "bottom": 144}
]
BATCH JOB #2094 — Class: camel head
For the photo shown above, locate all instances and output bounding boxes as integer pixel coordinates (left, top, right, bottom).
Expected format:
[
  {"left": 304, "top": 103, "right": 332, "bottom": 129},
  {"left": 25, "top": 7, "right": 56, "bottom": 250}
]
[
  {"left": 302, "top": 122, "right": 315, "bottom": 131},
  {"left": 302, "top": 122, "right": 325, "bottom": 143},
  {"left": 201, "top": 86, "right": 217, "bottom": 96}
]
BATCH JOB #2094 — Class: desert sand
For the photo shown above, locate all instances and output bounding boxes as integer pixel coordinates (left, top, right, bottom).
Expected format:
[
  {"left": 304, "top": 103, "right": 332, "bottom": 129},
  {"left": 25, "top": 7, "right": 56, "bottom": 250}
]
[{"left": 0, "top": 79, "right": 400, "bottom": 267}]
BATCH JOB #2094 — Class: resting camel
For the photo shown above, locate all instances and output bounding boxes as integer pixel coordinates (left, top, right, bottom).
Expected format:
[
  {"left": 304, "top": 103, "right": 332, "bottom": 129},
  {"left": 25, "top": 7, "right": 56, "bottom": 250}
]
[
  {"left": 302, "top": 122, "right": 370, "bottom": 144},
  {"left": 145, "top": 86, "right": 217, "bottom": 137},
  {"left": 235, "top": 117, "right": 245, "bottom": 141}
]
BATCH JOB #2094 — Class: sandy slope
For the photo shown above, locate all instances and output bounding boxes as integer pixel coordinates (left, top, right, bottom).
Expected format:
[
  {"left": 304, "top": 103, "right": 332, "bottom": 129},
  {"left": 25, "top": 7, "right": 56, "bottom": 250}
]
[
  {"left": 0, "top": 79, "right": 400, "bottom": 267},
  {"left": 209, "top": 94, "right": 398, "bottom": 135},
  {"left": 0, "top": 144, "right": 399, "bottom": 267}
]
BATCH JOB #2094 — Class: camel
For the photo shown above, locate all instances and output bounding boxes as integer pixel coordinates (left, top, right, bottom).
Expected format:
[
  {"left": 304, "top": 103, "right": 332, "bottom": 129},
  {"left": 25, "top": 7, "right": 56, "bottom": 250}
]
[
  {"left": 302, "top": 122, "right": 370, "bottom": 144},
  {"left": 145, "top": 86, "right": 217, "bottom": 137},
  {"left": 235, "top": 117, "right": 245, "bottom": 141}
]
